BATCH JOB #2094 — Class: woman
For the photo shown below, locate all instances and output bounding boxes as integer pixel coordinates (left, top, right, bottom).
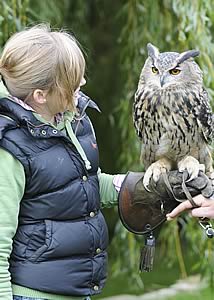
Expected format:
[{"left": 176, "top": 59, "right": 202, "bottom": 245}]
[{"left": 0, "top": 24, "right": 125, "bottom": 300}]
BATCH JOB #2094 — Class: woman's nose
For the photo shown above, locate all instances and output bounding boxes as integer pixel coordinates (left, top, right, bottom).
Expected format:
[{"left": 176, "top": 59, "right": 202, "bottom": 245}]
[{"left": 80, "top": 77, "right": 86, "bottom": 86}]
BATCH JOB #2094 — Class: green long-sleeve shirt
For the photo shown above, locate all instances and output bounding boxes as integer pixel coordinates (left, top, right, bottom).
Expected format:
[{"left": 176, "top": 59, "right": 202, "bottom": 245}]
[{"left": 0, "top": 98, "right": 118, "bottom": 300}]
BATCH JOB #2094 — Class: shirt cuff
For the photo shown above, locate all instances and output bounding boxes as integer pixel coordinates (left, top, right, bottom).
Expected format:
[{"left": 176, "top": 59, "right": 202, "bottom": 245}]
[{"left": 113, "top": 174, "right": 126, "bottom": 192}]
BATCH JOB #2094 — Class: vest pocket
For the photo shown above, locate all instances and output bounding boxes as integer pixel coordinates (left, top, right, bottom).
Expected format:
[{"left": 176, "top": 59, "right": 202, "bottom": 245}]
[
  {"left": 33, "top": 219, "right": 95, "bottom": 260},
  {"left": 25, "top": 217, "right": 106, "bottom": 262},
  {"left": 26, "top": 220, "right": 52, "bottom": 262}
]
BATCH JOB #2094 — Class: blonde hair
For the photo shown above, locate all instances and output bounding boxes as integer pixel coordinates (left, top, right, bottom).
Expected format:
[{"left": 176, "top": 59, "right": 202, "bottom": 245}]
[{"left": 0, "top": 24, "right": 85, "bottom": 111}]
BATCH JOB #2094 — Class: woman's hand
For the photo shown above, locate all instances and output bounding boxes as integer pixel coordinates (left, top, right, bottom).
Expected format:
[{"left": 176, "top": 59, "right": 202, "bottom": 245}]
[{"left": 166, "top": 194, "right": 214, "bottom": 220}]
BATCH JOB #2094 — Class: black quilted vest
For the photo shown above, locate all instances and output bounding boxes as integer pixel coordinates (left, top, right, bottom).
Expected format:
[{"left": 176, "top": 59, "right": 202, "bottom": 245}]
[{"left": 0, "top": 93, "right": 108, "bottom": 296}]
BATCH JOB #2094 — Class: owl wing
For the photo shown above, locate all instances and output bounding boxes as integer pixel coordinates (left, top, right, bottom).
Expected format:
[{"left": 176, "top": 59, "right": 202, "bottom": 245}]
[
  {"left": 196, "top": 88, "right": 213, "bottom": 144},
  {"left": 133, "top": 87, "right": 145, "bottom": 140}
]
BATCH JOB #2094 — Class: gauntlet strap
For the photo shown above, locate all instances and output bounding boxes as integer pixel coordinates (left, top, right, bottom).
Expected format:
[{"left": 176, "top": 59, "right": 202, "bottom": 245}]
[
  {"left": 161, "top": 171, "right": 199, "bottom": 208},
  {"left": 161, "top": 172, "right": 180, "bottom": 202},
  {"left": 181, "top": 173, "right": 199, "bottom": 208}
]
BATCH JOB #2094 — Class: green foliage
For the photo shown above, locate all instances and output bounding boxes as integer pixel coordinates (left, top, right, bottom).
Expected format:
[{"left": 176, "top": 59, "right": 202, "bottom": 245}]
[
  {"left": 28, "top": 0, "right": 70, "bottom": 26},
  {"left": 162, "top": 286, "right": 214, "bottom": 300},
  {"left": 0, "top": 0, "right": 29, "bottom": 47},
  {"left": 184, "top": 216, "right": 214, "bottom": 286}
]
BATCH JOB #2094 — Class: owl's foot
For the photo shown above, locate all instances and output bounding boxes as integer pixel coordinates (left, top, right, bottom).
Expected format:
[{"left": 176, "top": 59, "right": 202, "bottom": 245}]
[
  {"left": 206, "top": 171, "right": 214, "bottom": 186},
  {"left": 143, "top": 158, "right": 172, "bottom": 191},
  {"left": 178, "top": 156, "right": 205, "bottom": 182}
]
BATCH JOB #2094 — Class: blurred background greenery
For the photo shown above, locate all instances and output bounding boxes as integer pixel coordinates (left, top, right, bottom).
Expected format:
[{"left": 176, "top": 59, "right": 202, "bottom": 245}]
[{"left": 1, "top": 0, "right": 214, "bottom": 298}]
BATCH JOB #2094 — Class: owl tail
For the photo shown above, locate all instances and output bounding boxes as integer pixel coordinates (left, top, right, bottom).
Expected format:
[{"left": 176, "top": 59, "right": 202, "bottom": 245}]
[{"left": 139, "top": 231, "right": 156, "bottom": 272}]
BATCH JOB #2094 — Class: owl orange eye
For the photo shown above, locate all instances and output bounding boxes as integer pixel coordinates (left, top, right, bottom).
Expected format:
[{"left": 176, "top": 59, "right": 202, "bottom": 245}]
[
  {"left": 152, "top": 67, "right": 159, "bottom": 74},
  {"left": 170, "top": 68, "right": 181, "bottom": 75}
]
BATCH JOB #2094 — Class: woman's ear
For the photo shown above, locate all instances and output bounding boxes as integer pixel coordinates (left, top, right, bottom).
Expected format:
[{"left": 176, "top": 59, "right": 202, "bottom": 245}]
[{"left": 32, "top": 89, "right": 47, "bottom": 104}]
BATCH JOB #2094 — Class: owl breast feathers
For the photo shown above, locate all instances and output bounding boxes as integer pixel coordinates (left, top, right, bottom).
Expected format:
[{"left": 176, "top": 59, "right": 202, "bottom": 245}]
[{"left": 133, "top": 43, "right": 213, "bottom": 188}]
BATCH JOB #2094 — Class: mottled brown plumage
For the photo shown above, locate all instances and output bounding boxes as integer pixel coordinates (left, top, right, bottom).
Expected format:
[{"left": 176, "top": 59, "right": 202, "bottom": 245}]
[{"left": 133, "top": 43, "right": 213, "bottom": 188}]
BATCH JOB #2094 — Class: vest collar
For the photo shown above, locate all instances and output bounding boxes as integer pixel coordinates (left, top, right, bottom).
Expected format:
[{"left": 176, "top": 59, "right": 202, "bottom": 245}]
[
  {"left": 77, "top": 92, "right": 101, "bottom": 113},
  {"left": 0, "top": 92, "right": 101, "bottom": 128}
]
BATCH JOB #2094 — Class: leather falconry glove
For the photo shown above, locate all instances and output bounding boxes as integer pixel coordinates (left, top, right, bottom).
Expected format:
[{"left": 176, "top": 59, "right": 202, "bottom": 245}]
[{"left": 118, "top": 170, "right": 214, "bottom": 272}]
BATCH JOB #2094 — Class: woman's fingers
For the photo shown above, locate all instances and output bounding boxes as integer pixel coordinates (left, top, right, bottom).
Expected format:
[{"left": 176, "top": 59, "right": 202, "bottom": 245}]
[
  {"left": 191, "top": 207, "right": 213, "bottom": 218},
  {"left": 166, "top": 201, "right": 193, "bottom": 220},
  {"left": 166, "top": 195, "right": 206, "bottom": 220}
]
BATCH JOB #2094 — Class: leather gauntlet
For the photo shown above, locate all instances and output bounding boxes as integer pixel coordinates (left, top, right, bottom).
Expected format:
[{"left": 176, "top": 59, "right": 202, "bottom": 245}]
[
  {"left": 118, "top": 170, "right": 213, "bottom": 235},
  {"left": 118, "top": 170, "right": 213, "bottom": 272}
]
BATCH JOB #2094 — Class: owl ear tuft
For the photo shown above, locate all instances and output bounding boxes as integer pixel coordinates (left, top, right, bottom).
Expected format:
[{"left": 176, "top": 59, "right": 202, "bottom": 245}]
[
  {"left": 177, "top": 50, "right": 200, "bottom": 64},
  {"left": 147, "top": 43, "right": 159, "bottom": 61}
]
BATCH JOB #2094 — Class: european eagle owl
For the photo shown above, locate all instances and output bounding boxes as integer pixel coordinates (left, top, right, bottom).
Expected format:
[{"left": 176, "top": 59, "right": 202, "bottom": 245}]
[{"left": 133, "top": 43, "right": 213, "bottom": 189}]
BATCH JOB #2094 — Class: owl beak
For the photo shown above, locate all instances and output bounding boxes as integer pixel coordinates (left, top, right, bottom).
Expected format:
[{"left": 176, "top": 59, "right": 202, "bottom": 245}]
[{"left": 160, "top": 75, "right": 167, "bottom": 87}]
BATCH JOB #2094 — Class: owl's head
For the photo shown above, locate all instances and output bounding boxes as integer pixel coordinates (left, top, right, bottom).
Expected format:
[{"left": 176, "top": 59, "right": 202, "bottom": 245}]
[{"left": 140, "top": 43, "right": 202, "bottom": 90}]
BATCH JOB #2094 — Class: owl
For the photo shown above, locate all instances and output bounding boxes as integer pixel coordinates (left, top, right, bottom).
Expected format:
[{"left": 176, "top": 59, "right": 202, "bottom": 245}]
[{"left": 133, "top": 43, "right": 213, "bottom": 189}]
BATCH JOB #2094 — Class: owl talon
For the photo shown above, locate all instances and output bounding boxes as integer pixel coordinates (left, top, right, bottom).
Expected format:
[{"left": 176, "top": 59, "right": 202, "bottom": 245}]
[
  {"left": 186, "top": 173, "right": 198, "bottom": 183},
  {"left": 207, "top": 172, "right": 214, "bottom": 186},
  {"left": 199, "top": 164, "right": 206, "bottom": 173},
  {"left": 143, "top": 159, "right": 171, "bottom": 190},
  {"left": 144, "top": 184, "right": 151, "bottom": 193},
  {"left": 178, "top": 156, "right": 205, "bottom": 182},
  {"left": 143, "top": 167, "right": 154, "bottom": 191}
]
